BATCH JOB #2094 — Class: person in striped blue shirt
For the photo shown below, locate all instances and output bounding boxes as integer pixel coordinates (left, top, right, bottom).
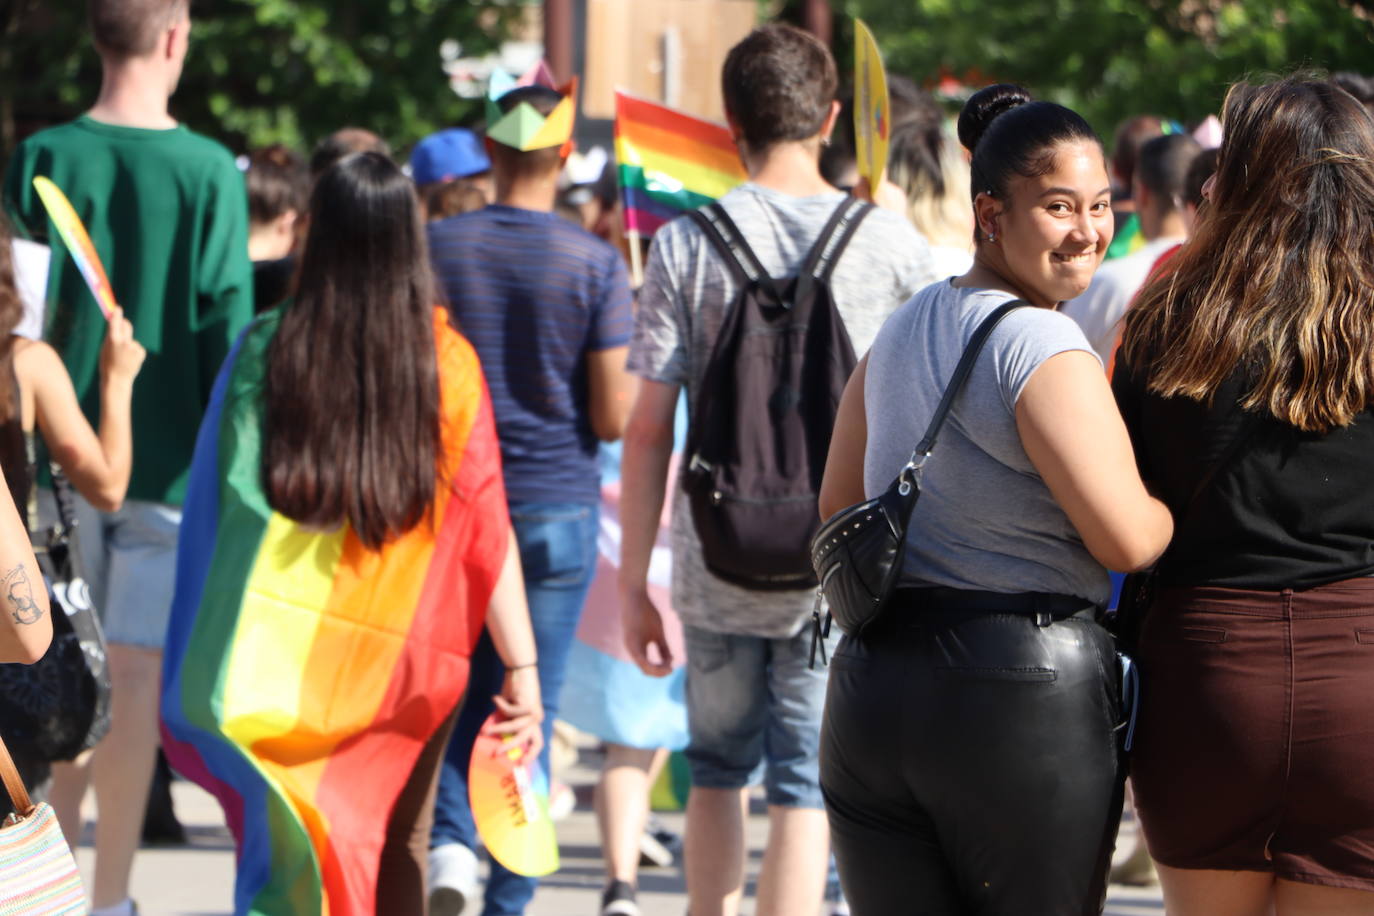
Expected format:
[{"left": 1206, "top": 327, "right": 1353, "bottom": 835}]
[{"left": 425, "top": 84, "right": 637, "bottom": 916}]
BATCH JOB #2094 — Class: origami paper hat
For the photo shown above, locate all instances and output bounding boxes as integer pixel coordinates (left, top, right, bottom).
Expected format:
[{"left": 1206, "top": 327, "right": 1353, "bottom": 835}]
[{"left": 486, "top": 61, "right": 578, "bottom": 152}]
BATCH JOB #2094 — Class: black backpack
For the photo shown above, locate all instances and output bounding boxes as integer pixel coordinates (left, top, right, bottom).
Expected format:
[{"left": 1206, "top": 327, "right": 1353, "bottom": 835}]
[{"left": 683, "top": 198, "right": 874, "bottom": 591}]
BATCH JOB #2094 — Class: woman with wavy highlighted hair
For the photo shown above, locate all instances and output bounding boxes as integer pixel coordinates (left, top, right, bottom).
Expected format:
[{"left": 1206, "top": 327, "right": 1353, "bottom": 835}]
[{"left": 1116, "top": 77, "right": 1374, "bottom": 916}]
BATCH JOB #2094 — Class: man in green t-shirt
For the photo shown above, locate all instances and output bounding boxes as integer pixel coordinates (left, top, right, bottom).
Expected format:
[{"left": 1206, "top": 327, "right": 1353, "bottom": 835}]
[{"left": 2, "top": 2, "right": 252, "bottom": 914}]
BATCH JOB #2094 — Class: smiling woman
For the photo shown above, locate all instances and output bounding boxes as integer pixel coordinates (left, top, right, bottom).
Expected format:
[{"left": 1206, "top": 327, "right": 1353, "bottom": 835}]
[
  {"left": 958, "top": 86, "right": 1114, "bottom": 307},
  {"left": 817, "top": 84, "right": 1172, "bottom": 915}
]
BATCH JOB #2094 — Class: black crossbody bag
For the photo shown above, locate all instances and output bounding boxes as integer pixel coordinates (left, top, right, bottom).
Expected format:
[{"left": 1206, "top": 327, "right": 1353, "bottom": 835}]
[
  {"left": 0, "top": 468, "right": 112, "bottom": 761},
  {"left": 810, "top": 301, "right": 1028, "bottom": 644}
]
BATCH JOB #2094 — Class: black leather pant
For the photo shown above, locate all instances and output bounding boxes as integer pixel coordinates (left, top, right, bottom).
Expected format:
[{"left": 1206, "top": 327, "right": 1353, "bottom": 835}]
[{"left": 820, "top": 589, "right": 1124, "bottom": 916}]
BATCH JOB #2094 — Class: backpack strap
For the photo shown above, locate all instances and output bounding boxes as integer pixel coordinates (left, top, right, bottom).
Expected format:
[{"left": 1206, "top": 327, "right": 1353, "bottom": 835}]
[
  {"left": 801, "top": 198, "right": 875, "bottom": 283},
  {"left": 795, "top": 199, "right": 874, "bottom": 304},
  {"left": 687, "top": 203, "right": 782, "bottom": 300}
]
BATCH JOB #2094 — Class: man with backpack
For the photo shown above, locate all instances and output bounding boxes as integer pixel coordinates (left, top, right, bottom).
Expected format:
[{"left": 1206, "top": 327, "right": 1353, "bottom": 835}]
[{"left": 619, "top": 24, "right": 935, "bottom": 916}]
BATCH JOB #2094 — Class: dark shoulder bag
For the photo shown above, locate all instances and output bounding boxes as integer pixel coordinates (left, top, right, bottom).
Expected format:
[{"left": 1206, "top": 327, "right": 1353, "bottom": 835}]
[
  {"left": 0, "top": 468, "right": 112, "bottom": 761},
  {"left": 811, "top": 301, "right": 1028, "bottom": 644}
]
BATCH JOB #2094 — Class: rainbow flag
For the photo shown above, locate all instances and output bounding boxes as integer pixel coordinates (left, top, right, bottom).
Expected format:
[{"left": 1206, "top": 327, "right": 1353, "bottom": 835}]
[
  {"left": 614, "top": 92, "right": 746, "bottom": 235},
  {"left": 160, "top": 309, "right": 509, "bottom": 916}
]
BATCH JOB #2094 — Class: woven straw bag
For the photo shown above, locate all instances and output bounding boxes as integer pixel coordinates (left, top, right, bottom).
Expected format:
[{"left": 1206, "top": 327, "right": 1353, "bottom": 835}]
[{"left": 0, "top": 734, "right": 84, "bottom": 914}]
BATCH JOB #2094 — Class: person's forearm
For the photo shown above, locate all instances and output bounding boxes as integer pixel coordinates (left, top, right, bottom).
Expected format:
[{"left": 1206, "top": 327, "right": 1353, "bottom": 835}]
[
  {"left": 618, "top": 418, "right": 674, "bottom": 594},
  {"left": 0, "top": 471, "right": 49, "bottom": 664},
  {"left": 485, "top": 528, "right": 538, "bottom": 669},
  {"left": 96, "top": 375, "right": 134, "bottom": 505}
]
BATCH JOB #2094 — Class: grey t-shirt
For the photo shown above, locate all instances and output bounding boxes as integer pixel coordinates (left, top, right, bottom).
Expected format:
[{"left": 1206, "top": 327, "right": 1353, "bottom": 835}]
[
  {"left": 629, "top": 183, "right": 936, "bottom": 637},
  {"left": 864, "top": 281, "right": 1110, "bottom": 606}
]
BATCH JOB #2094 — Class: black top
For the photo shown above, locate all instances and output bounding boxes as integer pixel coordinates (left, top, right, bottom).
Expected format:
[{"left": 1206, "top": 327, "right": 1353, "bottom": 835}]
[
  {"left": 252, "top": 255, "right": 295, "bottom": 314},
  {"left": 0, "top": 355, "right": 30, "bottom": 533},
  {"left": 1113, "top": 356, "right": 1374, "bottom": 590}
]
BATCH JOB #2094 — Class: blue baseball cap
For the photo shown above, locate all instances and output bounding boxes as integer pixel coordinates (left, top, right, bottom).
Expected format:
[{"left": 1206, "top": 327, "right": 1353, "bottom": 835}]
[{"left": 409, "top": 128, "right": 491, "bottom": 186}]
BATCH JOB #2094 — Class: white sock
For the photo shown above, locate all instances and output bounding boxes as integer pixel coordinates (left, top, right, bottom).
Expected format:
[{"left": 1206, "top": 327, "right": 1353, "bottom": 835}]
[{"left": 90, "top": 900, "right": 134, "bottom": 916}]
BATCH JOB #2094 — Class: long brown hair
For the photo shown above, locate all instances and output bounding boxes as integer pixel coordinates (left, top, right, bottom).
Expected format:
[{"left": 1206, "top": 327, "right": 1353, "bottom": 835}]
[
  {"left": 1121, "top": 77, "right": 1374, "bottom": 432},
  {"left": 262, "top": 152, "right": 440, "bottom": 549},
  {"left": 0, "top": 215, "right": 26, "bottom": 423}
]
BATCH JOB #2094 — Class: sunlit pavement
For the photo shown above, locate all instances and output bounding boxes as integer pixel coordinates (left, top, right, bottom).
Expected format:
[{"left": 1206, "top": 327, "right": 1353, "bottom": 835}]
[{"left": 81, "top": 741, "right": 1164, "bottom": 915}]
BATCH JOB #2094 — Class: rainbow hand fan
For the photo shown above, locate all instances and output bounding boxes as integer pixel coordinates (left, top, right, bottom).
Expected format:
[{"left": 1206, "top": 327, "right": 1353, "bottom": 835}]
[
  {"left": 469, "top": 715, "right": 559, "bottom": 877},
  {"left": 31, "top": 176, "right": 116, "bottom": 319}
]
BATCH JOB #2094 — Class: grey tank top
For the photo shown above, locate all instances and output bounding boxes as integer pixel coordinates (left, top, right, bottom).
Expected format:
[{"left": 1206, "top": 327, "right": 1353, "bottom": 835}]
[{"left": 863, "top": 280, "right": 1110, "bottom": 605}]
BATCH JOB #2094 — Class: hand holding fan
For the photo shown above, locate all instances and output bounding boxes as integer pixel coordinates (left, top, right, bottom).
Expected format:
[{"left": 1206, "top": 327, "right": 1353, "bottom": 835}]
[{"left": 469, "top": 714, "right": 559, "bottom": 877}]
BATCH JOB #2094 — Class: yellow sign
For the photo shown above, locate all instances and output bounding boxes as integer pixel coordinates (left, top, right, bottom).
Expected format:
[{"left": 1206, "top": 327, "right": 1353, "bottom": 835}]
[{"left": 853, "top": 20, "right": 890, "bottom": 196}]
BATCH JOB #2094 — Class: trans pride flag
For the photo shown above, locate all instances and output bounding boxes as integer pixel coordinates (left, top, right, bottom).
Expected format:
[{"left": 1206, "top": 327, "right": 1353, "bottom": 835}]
[
  {"left": 161, "top": 310, "right": 509, "bottom": 916},
  {"left": 614, "top": 92, "right": 746, "bottom": 236},
  {"left": 559, "top": 434, "right": 689, "bottom": 752}
]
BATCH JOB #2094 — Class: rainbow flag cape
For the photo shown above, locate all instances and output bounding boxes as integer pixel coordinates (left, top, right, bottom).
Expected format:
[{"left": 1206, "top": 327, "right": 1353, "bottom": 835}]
[
  {"left": 160, "top": 309, "right": 509, "bottom": 916},
  {"left": 614, "top": 92, "right": 746, "bottom": 236}
]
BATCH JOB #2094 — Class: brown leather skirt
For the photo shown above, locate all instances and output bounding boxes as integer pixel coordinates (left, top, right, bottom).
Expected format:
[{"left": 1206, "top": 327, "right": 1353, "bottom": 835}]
[{"left": 1131, "top": 576, "right": 1374, "bottom": 891}]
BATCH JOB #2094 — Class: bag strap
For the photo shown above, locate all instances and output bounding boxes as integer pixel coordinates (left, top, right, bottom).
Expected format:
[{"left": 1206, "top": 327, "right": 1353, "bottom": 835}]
[
  {"left": 0, "top": 731, "right": 34, "bottom": 819},
  {"left": 897, "top": 300, "right": 1028, "bottom": 490},
  {"left": 48, "top": 464, "right": 77, "bottom": 536},
  {"left": 1181, "top": 413, "right": 1262, "bottom": 517},
  {"left": 798, "top": 198, "right": 875, "bottom": 288},
  {"left": 687, "top": 203, "right": 782, "bottom": 301}
]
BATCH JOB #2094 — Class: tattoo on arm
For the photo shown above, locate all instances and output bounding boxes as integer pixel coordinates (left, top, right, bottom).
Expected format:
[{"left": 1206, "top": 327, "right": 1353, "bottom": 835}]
[{"left": 4, "top": 565, "right": 42, "bottom": 625}]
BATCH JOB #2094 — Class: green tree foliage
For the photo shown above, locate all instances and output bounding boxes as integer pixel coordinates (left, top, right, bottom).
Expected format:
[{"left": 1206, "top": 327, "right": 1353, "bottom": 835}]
[
  {"left": 843, "top": 0, "right": 1374, "bottom": 135},
  {"left": 2, "top": 0, "right": 519, "bottom": 162}
]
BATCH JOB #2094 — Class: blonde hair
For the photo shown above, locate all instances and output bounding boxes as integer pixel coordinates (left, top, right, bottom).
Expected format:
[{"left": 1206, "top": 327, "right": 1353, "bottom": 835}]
[
  {"left": 1122, "top": 77, "right": 1374, "bottom": 433},
  {"left": 889, "top": 126, "right": 973, "bottom": 249}
]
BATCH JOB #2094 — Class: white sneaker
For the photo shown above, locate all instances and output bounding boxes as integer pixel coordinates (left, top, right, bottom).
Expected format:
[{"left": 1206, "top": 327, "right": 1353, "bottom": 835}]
[
  {"left": 429, "top": 842, "right": 480, "bottom": 916},
  {"left": 547, "top": 780, "right": 576, "bottom": 821}
]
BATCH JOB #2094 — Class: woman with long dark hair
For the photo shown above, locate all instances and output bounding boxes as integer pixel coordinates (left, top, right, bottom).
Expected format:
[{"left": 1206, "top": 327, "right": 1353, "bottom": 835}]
[
  {"left": 161, "top": 152, "right": 542, "bottom": 915},
  {"left": 1116, "top": 77, "right": 1374, "bottom": 916},
  {"left": 817, "top": 84, "right": 1173, "bottom": 914}
]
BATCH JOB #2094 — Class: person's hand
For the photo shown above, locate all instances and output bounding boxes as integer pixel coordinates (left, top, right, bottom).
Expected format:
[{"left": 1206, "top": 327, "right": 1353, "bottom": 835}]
[
  {"left": 482, "top": 665, "right": 543, "bottom": 766},
  {"left": 99, "top": 306, "right": 146, "bottom": 383},
  {"left": 853, "top": 175, "right": 908, "bottom": 216},
  {"left": 621, "top": 586, "right": 673, "bottom": 678}
]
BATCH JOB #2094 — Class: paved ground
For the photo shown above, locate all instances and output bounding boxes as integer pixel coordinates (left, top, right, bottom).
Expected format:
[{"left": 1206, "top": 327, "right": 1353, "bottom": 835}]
[{"left": 77, "top": 741, "right": 1166, "bottom": 915}]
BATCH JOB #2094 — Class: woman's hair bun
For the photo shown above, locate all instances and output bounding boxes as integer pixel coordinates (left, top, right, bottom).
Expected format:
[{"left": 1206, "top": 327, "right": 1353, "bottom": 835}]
[{"left": 957, "top": 84, "right": 1034, "bottom": 153}]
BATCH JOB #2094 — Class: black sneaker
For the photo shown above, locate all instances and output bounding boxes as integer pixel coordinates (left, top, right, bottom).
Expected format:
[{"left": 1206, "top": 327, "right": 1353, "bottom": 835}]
[
  {"left": 600, "top": 879, "right": 640, "bottom": 916},
  {"left": 141, "top": 753, "right": 186, "bottom": 845}
]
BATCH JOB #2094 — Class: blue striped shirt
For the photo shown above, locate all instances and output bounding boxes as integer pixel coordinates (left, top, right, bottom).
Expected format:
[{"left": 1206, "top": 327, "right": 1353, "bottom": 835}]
[{"left": 429, "top": 205, "right": 634, "bottom": 505}]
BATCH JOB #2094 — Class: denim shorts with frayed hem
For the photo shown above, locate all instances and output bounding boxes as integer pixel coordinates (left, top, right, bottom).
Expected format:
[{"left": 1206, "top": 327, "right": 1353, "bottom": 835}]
[
  {"left": 682, "top": 622, "right": 833, "bottom": 809},
  {"left": 38, "top": 489, "right": 181, "bottom": 650}
]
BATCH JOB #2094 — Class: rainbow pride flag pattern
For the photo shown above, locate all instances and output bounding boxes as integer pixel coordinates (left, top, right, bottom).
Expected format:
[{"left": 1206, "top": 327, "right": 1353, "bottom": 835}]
[
  {"left": 31, "top": 176, "right": 116, "bottom": 318},
  {"left": 161, "top": 309, "right": 509, "bottom": 916},
  {"left": 614, "top": 92, "right": 746, "bottom": 236},
  {"left": 469, "top": 718, "right": 558, "bottom": 877}
]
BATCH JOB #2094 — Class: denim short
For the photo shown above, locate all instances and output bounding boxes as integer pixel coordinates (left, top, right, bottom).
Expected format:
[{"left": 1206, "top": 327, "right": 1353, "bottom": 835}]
[
  {"left": 682, "top": 622, "right": 833, "bottom": 809},
  {"left": 38, "top": 490, "right": 181, "bottom": 650}
]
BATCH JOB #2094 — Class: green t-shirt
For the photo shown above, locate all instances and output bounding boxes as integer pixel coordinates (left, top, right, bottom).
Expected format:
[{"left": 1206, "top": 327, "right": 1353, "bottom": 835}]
[{"left": 3, "top": 116, "right": 253, "bottom": 505}]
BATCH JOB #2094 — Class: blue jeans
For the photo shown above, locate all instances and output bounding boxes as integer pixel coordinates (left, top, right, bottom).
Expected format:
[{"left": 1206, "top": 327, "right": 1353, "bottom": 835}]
[{"left": 431, "top": 501, "right": 598, "bottom": 915}]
